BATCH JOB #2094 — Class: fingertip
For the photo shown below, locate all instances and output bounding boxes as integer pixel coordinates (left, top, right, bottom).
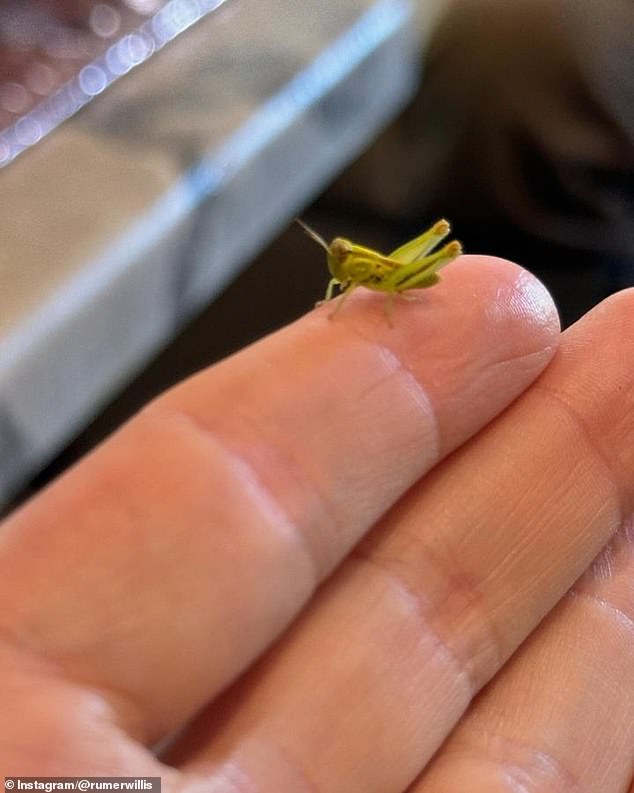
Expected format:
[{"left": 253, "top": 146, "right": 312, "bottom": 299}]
[
  {"left": 309, "top": 254, "right": 561, "bottom": 454},
  {"left": 448, "top": 254, "right": 561, "bottom": 338},
  {"left": 574, "top": 284, "right": 634, "bottom": 331}
]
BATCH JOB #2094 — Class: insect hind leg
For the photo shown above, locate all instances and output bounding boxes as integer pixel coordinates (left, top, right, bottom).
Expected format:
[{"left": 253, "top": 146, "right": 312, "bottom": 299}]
[
  {"left": 394, "top": 241, "right": 462, "bottom": 292},
  {"left": 383, "top": 292, "right": 397, "bottom": 327}
]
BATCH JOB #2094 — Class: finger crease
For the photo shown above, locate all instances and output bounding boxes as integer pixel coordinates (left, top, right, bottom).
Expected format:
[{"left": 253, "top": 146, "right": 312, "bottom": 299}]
[
  {"left": 533, "top": 384, "right": 624, "bottom": 521},
  {"left": 340, "top": 327, "right": 440, "bottom": 453},
  {"left": 449, "top": 731, "right": 584, "bottom": 793},
  {"left": 497, "top": 737, "right": 583, "bottom": 793},
  {"left": 144, "top": 404, "right": 321, "bottom": 590},
  {"left": 353, "top": 551, "right": 478, "bottom": 701},
  {"left": 569, "top": 590, "right": 634, "bottom": 639}
]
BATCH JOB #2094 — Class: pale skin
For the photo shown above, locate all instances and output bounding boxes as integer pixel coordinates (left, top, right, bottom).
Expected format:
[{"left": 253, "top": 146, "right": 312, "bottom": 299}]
[{"left": 1, "top": 255, "right": 634, "bottom": 791}]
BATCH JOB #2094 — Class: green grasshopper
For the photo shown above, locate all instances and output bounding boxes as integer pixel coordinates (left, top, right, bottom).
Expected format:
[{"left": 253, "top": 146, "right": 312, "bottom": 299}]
[{"left": 297, "top": 218, "right": 462, "bottom": 325}]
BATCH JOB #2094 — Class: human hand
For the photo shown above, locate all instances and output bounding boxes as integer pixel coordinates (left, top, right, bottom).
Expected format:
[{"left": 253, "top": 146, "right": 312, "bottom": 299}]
[{"left": 1, "top": 256, "right": 633, "bottom": 791}]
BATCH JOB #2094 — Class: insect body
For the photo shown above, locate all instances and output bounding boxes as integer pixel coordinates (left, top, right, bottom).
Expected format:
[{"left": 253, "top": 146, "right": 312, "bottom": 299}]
[{"left": 297, "top": 218, "right": 462, "bottom": 325}]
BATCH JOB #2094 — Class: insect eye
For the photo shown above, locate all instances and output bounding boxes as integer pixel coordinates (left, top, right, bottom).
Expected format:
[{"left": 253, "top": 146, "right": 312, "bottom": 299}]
[{"left": 330, "top": 238, "right": 350, "bottom": 261}]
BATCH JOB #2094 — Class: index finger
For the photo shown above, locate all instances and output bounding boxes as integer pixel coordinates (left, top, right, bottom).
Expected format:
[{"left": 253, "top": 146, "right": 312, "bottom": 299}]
[{"left": 0, "top": 256, "right": 559, "bottom": 742}]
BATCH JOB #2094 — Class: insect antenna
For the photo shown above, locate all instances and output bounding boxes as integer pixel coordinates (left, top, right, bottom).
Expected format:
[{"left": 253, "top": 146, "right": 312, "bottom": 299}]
[{"left": 295, "top": 218, "right": 329, "bottom": 251}]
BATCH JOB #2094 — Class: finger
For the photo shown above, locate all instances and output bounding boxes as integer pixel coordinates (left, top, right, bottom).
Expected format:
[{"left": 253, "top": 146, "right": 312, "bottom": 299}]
[
  {"left": 169, "top": 290, "right": 634, "bottom": 791},
  {"left": 0, "top": 257, "right": 557, "bottom": 742},
  {"left": 412, "top": 520, "right": 634, "bottom": 792}
]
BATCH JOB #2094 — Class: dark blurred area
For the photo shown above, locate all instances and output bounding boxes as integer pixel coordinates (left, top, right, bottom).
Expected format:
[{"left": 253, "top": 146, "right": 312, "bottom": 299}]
[
  {"left": 323, "top": 0, "right": 634, "bottom": 329},
  {"left": 8, "top": 0, "right": 634, "bottom": 501}
]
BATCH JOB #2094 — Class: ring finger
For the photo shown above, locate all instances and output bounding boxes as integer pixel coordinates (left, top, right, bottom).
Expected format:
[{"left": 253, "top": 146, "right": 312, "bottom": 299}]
[{"left": 412, "top": 519, "right": 634, "bottom": 792}]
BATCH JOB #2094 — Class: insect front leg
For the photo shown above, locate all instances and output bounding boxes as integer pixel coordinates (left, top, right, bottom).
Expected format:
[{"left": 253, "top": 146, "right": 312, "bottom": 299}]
[
  {"left": 324, "top": 277, "right": 339, "bottom": 301},
  {"left": 315, "top": 278, "right": 340, "bottom": 307}
]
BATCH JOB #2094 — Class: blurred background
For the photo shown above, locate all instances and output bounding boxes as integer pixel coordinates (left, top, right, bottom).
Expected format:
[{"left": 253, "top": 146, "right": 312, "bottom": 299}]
[{"left": 1, "top": 0, "right": 632, "bottom": 511}]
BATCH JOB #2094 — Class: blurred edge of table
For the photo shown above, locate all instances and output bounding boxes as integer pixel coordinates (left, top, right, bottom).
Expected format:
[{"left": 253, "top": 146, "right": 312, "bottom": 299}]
[{"left": 0, "top": 0, "right": 425, "bottom": 509}]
